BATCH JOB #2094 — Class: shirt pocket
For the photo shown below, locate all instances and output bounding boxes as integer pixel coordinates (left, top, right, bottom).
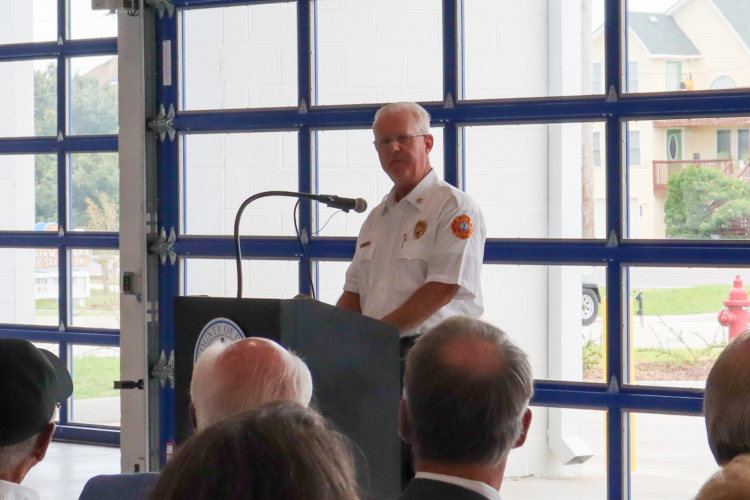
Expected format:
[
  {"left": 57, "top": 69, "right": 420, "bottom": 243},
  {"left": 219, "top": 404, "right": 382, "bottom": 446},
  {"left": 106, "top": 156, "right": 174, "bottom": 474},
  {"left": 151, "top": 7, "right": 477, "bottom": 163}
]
[
  {"left": 356, "top": 243, "right": 376, "bottom": 292},
  {"left": 395, "top": 243, "right": 431, "bottom": 292}
]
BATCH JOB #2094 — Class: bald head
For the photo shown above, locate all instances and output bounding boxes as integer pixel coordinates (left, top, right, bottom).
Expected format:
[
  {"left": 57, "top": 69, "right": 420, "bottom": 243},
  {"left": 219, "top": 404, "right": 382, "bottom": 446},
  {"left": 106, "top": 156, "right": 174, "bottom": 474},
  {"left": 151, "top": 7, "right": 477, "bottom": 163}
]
[
  {"left": 190, "top": 338, "right": 313, "bottom": 430},
  {"left": 705, "top": 331, "right": 750, "bottom": 465},
  {"left": 695, "top": 454, "right": 750, "bottom": 500}
]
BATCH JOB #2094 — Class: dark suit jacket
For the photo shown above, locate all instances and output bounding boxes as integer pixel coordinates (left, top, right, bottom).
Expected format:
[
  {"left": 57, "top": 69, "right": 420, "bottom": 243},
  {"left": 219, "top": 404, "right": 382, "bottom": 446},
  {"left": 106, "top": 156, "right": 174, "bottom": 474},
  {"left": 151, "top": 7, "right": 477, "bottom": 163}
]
[
  {"left": 78, "top": 473, "right": 160, "bottom": 500},
  {"left": 399, "top": 478, "right": 492, "bottom": 500}
]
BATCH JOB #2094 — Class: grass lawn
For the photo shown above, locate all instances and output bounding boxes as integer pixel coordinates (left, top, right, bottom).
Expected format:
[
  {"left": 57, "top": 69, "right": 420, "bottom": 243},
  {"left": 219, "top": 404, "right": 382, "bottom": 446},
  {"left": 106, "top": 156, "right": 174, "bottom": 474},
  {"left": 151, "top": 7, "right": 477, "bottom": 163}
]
[
  {"left": 36, "top": 288, "right": 120, "bottom": 314},
  {"left": 598, "top": 284, "right": 731, "bottom": 316},
  {"left": 73, "top": 355, "right": 120, "bottom": 400}
]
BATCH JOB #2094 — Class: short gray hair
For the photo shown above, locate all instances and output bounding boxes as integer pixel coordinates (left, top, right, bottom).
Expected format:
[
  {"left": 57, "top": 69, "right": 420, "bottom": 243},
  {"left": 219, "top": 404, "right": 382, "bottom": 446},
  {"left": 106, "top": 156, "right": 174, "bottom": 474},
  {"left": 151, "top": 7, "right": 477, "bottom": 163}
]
[
  {"left": 373, "top": 102, "right": 431, "bottom": 135},
  {"left": 705, "top": 331, "right": 750, "bottom": 465},
  {"left": 404, "top": 317, "right": 533, "bottom": 465},
  {"left": 191, "top": 339, "right": 313, "bottom": 430},
  {"left": 0, "top": 434, "right": 37, "bottom": 477}
]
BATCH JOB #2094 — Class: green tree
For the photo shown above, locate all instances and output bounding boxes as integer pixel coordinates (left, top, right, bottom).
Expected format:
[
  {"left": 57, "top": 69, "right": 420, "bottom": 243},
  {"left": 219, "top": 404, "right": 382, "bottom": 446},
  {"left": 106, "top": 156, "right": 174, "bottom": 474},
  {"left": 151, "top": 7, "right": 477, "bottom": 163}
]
[
  {"left": 34, "top": 60, "right": 119, "bottom": 228},
  {"left": 664, "top": 165, "right": 750, "bottom": 238}
]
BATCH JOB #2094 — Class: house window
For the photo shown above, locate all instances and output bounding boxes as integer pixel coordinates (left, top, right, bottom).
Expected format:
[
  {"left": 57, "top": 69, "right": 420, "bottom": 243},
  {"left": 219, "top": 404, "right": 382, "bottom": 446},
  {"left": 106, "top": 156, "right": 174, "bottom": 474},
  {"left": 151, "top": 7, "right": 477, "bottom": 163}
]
[
  {"left": 593, "top": 131, "right": 601, "bottom": 166},
  {"left": 629, "top": 130, "right": 641, "bottom": 166},
  {"left": 738, "top": 129, "right": 749, "bottom": 162},
  {"left": 628, "top": 61, "right": 639, "bottom": 93},
  {"left": 593, "top": 62, "right": 603, "bottom": 94},
  {"left": 717, "top": 130, "right": 732, "bottom": 158},
  {"left": 666, "top": 61, "right": 682, "bottom": 91}
]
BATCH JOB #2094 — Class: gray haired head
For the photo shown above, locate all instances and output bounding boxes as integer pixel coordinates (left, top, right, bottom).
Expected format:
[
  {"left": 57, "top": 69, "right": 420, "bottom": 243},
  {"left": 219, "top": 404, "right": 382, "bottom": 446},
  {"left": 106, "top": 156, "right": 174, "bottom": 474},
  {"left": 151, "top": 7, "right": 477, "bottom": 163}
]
[
  {"left": 373, "top": 102, "right": 431, "bottom": 135},
  {"left": 404, "top": 316, "right": 533, "bottom": 465}
]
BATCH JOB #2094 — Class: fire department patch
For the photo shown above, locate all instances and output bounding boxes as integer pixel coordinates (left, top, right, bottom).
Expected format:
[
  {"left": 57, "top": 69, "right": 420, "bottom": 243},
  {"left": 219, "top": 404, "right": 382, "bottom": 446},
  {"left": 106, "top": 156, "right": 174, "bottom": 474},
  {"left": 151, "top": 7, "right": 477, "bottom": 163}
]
[{"left": 451, "top": 215, "right": 473, "bottom": 239}]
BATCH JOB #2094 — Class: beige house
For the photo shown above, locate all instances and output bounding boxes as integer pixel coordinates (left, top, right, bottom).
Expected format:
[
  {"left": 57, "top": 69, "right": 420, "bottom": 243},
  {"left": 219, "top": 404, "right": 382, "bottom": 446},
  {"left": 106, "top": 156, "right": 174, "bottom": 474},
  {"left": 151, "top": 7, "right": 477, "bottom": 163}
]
[{"left": 592, "top": 0, "right": 750, "bottom": 238}]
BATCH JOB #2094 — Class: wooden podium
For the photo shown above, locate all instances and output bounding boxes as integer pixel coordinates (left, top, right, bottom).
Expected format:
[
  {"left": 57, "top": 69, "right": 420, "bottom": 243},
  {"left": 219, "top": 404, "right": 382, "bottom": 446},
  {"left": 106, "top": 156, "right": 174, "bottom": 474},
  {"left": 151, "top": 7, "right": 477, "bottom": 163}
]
[{"left": 174, "top": 296, "right": 401, "bottom": 499}]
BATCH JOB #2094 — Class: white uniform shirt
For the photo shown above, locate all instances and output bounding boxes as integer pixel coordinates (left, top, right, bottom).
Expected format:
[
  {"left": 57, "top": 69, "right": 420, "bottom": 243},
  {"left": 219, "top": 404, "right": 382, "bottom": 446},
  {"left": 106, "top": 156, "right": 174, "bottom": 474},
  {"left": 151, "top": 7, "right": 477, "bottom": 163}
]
[
  {"left": 0, "top": 480, "right": 40, "bottom": 500},
  {"left": 415, "top": 472, "right": 501, "bottom": 500},
  {"left": 344, "top": 169, "right": 485, "bottom": 337}
]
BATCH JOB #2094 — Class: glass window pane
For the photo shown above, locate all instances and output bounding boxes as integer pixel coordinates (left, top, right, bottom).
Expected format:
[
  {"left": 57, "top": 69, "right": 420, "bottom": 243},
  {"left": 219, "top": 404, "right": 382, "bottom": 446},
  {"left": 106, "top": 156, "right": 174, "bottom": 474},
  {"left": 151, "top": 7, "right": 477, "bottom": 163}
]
[
  {"left": 69, "top": 56, "right": 119, "bottom": 135},
  {"left": 70, "top": 345, "right": 120, "bottom": 426},
  {"left": 69, "top": 0, "right": 118, "bottom": 40},
  {"left": 70, "top": 152, "right": 119, "bottom": 231},
  {"left": 0, "top": 0, "right": 57, "bottom": 45},
  {"left": 181, "top": 3, "right": 297, "bottom": 111},
  {"left": 464, "top": 0, "right": 599, "bottom": 100},
  {"left": 625, "top": 2, "right": 750, "bottom": 94},
  {"left": 0, "top": 154, "right": 57, "bottom": 231},
  {"left": 465, "top": 123, "right": 604, "bottom": 239},
  {"left": 183, "top": 132, "right": 298, "bottom": 236},
  {"left": 320, "top": 262, "right": 607, "bottom": 383},
  {"left": 184, "top": 259, "right": 299, "bottom": 299},
  {"left": 0, "top": 248, "right": 59, "bottom": 326},
  {"left": 627, "top": 266, "right": 739, "bottom": 385},
  {"left": 628, "top": 117, "right": 750, "bottom": 240},
  {"left": 316, "top": 128, "right": 444, "bottom": 237},
  {"left": 317, "top": 0, "right": 442, "bottom": 105},
  {"left": 502, "top": 410, "right": 606, "bottom": 497},
  {"left": 70, "top": 249, "right": 120, "bottom": 329},
  {"left": 630, "top": 413, "right": 719, "bottom": 499},
  {"left": 0, "top": 59, "right": 57, "bottom": 138}
]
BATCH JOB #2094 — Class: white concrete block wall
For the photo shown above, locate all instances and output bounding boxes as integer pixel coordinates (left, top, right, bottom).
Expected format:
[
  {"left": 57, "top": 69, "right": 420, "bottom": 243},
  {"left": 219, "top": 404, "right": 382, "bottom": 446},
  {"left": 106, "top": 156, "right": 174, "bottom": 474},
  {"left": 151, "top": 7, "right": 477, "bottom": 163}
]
[
  {"left": 464, "top": 0, "right": 549, "bottom": 99},
  {"left": 317, "top": 0, "right": 443, "bottom": 105},
  {"left": 465, "top": 124, "right": 549, "bottom": 238},
  {"left": 182, "top": 3, "right": 297, "bottom": 111}
]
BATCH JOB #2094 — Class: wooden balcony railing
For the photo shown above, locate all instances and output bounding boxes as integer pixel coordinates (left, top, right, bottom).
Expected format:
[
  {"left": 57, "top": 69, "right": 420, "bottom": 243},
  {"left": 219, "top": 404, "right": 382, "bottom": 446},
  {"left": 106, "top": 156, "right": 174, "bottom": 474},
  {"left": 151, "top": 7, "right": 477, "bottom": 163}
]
[{"left": 653, "top": 159, "right": 736, "bottom": 195}]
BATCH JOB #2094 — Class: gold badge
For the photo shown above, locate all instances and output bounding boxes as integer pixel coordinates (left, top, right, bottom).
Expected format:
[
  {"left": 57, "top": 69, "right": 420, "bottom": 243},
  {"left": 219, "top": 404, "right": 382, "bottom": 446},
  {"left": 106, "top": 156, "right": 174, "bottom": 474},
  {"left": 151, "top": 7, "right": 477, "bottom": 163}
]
[{"left": 414, "top": 220, "right": 428, "bottom": 239}]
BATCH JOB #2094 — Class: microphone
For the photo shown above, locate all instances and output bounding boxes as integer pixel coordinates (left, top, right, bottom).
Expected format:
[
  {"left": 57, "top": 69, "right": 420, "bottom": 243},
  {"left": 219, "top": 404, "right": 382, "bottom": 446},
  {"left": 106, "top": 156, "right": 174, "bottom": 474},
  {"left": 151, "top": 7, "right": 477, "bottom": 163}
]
[
  {"left": 233, "top": 190, "right": 367, "bottom": 299},
  {"left": 314, "top": 194, "right": 367, "bottom": 213}
]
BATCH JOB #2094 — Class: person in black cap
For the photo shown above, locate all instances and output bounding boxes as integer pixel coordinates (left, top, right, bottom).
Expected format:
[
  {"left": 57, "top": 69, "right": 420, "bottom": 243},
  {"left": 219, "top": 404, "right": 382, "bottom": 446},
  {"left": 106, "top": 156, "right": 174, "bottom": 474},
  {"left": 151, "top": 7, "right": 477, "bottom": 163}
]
[{"left": 0, "top": 339, "right": 73, "bottom": 500}]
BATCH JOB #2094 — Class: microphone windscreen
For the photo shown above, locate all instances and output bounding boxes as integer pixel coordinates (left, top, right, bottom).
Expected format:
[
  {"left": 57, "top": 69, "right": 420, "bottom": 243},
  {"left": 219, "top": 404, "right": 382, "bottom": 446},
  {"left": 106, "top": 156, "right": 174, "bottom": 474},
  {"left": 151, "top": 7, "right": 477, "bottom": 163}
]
[{"left": 354, "top": 198, "right": 368, "bottom": 213}]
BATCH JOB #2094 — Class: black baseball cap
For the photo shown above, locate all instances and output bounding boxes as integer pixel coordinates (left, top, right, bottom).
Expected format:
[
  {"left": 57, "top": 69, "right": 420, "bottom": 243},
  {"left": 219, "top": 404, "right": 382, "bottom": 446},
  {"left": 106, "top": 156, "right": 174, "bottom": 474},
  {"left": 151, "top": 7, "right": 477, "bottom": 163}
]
[{"left": 0, "top": 339, "right": 73, "bottom": 446}]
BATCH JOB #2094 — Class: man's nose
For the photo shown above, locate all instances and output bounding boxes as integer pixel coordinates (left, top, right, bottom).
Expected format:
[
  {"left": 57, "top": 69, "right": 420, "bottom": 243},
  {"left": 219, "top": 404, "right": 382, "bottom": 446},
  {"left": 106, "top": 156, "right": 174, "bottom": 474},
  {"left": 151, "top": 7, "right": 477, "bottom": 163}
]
[{"left": 386, "top": 139, "right": 401, "bottom": 153}]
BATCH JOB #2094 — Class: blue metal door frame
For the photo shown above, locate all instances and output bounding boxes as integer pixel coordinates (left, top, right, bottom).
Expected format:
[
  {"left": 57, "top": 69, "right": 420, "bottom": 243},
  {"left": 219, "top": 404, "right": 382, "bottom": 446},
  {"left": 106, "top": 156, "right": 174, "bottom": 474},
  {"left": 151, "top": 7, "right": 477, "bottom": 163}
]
[
  {"left": 0, "top": 2, "right": 120, "bottom": 445},
  {"left": 152, "top": 0, "right": 750, "bottom": 496}
]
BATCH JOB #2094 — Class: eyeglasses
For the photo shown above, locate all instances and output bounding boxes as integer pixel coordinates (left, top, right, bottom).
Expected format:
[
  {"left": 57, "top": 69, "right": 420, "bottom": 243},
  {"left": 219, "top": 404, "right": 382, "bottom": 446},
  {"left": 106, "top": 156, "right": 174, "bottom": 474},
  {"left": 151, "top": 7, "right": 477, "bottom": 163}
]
[{"left": 373, "top": 134, "right": 427, "bottom": 151}]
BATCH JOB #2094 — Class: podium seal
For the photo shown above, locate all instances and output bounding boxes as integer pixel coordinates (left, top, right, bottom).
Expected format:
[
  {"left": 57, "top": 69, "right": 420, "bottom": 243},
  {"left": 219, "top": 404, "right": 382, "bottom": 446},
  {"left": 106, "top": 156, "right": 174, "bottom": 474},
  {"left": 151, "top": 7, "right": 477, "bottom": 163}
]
[{"left": 194, "top": 317, "right": 245, "bottom": 364}]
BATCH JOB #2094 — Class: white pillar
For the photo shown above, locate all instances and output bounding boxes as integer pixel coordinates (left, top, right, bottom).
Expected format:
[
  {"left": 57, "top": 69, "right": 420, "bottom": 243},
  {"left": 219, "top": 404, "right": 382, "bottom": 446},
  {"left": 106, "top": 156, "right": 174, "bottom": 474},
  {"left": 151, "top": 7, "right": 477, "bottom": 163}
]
[{"left": 547, "top": 0, "right": 593, "bottom": 467}]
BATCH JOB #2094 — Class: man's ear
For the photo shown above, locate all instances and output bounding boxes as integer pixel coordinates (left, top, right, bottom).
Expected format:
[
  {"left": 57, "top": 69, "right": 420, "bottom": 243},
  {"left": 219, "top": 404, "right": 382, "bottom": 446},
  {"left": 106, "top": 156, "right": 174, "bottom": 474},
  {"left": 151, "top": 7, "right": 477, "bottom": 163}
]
[
  {"left": 423, "top": 134, "right": 434, "bottom": 154},
  {"left": 32, "top": 423, "right": 56, "bottom": 463},
  {"left": 512, "top": 409, "right": 532, "bottom": 449},
  {"left": 189, "top": 401, "right": 198, "bottom": 430},
  {"left": 399, "top": 399, "right": 412, "bottom": 444}
]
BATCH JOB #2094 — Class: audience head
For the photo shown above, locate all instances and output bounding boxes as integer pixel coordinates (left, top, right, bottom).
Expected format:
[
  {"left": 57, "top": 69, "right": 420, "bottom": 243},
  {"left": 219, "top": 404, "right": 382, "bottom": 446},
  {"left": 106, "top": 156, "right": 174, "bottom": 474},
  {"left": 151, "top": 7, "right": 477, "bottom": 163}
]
[
  {"left": 150, "top": 402, "right": 361, "bottom": 500},
  {"left": 401, "top": 317, "right": 533, "bottom": 468},
  {"left": 705, "top": 331, "right": 750, "bottom": 465},
  {"left": 0, "top": 339, "right": 72, "bottom": 483},
  {"left": 695, "top": 454, "right": 750, "bottom": 500},
  {"left": 190, "top": 337, "right": 313, "bottom": 430}
]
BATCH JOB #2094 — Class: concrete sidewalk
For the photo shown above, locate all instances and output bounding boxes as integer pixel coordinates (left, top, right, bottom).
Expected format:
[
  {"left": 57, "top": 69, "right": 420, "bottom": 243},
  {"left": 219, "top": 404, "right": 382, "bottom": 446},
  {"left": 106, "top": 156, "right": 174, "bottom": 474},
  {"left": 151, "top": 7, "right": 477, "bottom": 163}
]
[{"left": 502, "top": 410, "right": 718, "bottom": 500}]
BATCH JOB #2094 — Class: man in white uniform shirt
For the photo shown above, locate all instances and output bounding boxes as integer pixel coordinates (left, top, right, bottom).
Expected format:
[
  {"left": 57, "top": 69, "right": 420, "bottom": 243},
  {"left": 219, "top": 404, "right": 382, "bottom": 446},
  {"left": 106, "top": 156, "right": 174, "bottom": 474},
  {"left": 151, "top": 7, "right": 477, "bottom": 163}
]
[{"left": 337, "top": 101, "right": 485, "bottom": 341}]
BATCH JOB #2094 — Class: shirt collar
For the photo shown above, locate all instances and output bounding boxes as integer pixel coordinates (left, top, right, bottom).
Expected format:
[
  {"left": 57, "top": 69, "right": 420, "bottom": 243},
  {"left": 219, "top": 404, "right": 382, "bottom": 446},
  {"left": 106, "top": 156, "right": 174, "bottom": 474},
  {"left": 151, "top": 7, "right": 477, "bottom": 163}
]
[
  {"left": 414, "top": 472, "right": 501, "bottom": 500},
  {"left": 0, "top": 480, "right": 40, "bottom": 500},
  {"left": 384, "top": 169, "right": 438, "bottom": 212}
]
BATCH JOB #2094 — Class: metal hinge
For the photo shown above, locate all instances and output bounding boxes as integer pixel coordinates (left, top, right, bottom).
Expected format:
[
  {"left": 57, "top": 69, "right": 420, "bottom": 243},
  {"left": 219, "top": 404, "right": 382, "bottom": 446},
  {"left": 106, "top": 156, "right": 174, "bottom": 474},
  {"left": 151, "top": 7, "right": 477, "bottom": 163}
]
[
  {"left": 148, "top": 104, "right": 176, "bottom": 142},
  {"left": 145, "top": 0, "right": 174, "bottom": 18},
  {"left": 151, "top": 350, "right": 175, "bottom": 389},
  {"left": 149, "top": 227, "right": 177, "bottom": 265}
]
